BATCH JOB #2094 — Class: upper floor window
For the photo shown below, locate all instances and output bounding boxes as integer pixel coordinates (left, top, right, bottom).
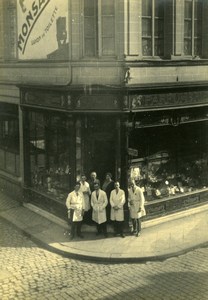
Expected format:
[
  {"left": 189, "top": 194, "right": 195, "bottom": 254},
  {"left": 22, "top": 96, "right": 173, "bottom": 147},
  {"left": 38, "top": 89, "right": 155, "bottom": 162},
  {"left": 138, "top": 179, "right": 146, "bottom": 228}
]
[
  {"left": 84, "top": 0, "right": 115, "bottom": 57},
  {"left": 184, "top": 0, "right": 202, "bottom": 56},
  {"left": 142, "top": 0, "right": 164, "bottom": 57}
]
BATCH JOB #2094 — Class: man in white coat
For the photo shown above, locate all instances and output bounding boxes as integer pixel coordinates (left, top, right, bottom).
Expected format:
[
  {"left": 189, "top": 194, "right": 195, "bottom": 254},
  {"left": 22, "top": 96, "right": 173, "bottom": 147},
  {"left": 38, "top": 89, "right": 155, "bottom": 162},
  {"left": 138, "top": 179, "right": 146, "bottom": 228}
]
[
  {"left": 110, "top": 181, "right": 125, "bottom": 238},
  {"left": 128, "top": 180, "right": 146, "bottom": 237},
  {"left": 66, "top": 182, "right": 85, "bottom": 240},
  {"left": 91, "top": 182, "right": 108, "bottom": 237}
]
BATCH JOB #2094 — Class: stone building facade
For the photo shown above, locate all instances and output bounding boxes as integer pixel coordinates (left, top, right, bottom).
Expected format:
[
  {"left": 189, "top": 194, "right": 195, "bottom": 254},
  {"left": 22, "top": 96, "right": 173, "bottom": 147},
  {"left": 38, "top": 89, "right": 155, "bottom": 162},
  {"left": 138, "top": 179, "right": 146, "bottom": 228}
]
[{"left": 0, "top": 0, "right": 208, "bottom": 221}]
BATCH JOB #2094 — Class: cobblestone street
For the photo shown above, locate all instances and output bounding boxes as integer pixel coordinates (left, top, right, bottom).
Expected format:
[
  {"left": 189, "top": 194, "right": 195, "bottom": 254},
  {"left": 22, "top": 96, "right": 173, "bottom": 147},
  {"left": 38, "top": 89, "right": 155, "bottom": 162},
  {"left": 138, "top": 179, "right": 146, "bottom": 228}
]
[{"left": 0, "top": 217, "right": 208, "bottom": 300}]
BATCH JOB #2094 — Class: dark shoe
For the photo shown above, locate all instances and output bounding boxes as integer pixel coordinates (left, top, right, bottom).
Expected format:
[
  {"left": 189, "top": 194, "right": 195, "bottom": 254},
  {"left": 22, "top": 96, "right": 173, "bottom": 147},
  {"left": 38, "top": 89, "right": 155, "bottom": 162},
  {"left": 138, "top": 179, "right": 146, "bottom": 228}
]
[
  {"left": 135, "top": 232, "right": 141, "bottom": 237},
  {"left": 78, "top": 234, "right": 84, "bottom": 239}
]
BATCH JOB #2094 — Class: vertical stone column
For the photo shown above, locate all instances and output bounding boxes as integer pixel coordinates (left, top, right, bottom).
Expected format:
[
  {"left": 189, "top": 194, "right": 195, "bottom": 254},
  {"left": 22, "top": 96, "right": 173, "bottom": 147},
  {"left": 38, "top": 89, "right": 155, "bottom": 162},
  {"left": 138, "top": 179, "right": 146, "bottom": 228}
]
[
  {"left": 116, "top": 0, "right": 125, "bottom": 59},
  {"left": 115, "top": 118, "right": 121, "bottom": 181},
  {"left": 4, "top": 0, "right": 17, "bottom": 60},
  {"left": 71, "top": 0, "right": 82, "bottom": 60},
  {"left": 125, "top": 0, "right": 142, "bottom": 58},
  {"left": 0, "top": 0, "right": 4, "bottom": 61},
  {"left": 75, "top": 118, "right": 82, "bottom": 181},
  {"left": 171, "top": 0, "right": 184, "bottom": 58},
  {"left": 164, "top": 0, "right": 174, "bottom": 58},
  {"left": 18, "top": 105, "right": 24, "bottom": 190}
]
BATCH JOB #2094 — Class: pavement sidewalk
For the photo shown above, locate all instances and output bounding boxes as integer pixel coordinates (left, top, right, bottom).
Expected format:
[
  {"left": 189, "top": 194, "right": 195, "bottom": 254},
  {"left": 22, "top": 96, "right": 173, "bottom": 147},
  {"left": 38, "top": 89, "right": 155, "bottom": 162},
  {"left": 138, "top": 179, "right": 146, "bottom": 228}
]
[{"left": 0, "top": 191, "right": 208, "bottom": 262}]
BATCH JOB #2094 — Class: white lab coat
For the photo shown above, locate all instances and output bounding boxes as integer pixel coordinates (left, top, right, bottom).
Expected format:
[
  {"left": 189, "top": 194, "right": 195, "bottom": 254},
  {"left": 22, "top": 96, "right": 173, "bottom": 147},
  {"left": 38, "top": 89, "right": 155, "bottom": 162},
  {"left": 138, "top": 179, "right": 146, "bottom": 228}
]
[
  {"left": 66, "top": 191, "right": 85, "bottom": 222},
  {"left": 91, "top": 189, "right": 108, "bottom": 224},
  {"left": 128, "top": 186, "right": 146, "bottom": 219},
  {"left": 79, "top": 181, "right": 91, "bottom": 211},
  {"left": 110, "top": 189, "right": 125, "bottom": 221}
]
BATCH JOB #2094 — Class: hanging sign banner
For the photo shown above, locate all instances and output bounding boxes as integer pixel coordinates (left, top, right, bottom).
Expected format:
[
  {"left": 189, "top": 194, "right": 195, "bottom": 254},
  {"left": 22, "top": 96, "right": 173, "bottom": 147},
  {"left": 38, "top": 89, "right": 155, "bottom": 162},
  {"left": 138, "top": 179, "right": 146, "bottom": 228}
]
[{"left": 17, "top": 0, "right": 69, "bottom": 59}]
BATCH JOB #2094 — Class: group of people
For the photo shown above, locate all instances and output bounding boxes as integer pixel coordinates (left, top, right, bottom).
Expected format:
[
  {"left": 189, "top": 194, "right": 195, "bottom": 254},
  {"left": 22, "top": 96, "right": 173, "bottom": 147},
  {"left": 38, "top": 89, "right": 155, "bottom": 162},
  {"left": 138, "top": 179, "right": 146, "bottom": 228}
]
[{"left": 65, "top": 172, "right": 146, "bottom": 240}]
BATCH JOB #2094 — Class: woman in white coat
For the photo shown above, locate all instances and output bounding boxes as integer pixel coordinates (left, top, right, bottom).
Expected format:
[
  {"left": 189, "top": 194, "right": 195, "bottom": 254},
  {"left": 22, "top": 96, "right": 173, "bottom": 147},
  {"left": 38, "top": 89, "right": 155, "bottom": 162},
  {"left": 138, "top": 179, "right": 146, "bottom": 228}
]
[
  {"left": 80, "top": 174, "right": 91, "bottom": 224},
  {"left": 128, "top": 180, "right": 146, "bottom": 237},
  {"left": 110, "top": 181, "right": 125, "bottom": 238},
  {"left": 91, "top": 182, "right": 108, "bottom": 237}
]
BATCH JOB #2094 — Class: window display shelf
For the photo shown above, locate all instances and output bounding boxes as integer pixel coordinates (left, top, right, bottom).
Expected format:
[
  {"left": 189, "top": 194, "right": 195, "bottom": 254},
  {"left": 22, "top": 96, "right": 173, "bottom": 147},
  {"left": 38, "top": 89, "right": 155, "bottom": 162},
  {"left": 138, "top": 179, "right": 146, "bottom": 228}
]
[
  {"left": 145, "top": 187, "right": 208, "bottom": 206},
  {"left": 144, "top": 187, "right": 208, "bottom": 220}
]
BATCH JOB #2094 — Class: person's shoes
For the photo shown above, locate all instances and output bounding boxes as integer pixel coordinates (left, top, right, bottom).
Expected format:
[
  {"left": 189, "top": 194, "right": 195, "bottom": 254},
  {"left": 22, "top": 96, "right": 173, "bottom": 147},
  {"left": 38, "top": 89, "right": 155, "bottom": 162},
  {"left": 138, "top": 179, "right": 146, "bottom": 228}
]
[
  {"left": 120, "top": 234, "right": 125, "bottom": 238},
  {"left": 135, "top": 232, "right": 141, "bottom": 237},
  {"left": 78, "top": 234, "right": 84, "bottom": 239}
]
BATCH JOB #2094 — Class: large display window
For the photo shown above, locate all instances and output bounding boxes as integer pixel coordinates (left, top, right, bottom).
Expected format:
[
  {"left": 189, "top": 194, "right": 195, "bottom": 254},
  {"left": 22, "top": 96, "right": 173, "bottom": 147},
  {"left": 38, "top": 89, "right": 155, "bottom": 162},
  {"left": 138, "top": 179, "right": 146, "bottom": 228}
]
[
  {"left": 0, "top": 104, "right": 19, "bottom": 176},
  {"left": 27, "top": 111, "right": 74, "bottom": 202},
  {"left": 128, "top": 118, "right": 208, "bottom": 201}
]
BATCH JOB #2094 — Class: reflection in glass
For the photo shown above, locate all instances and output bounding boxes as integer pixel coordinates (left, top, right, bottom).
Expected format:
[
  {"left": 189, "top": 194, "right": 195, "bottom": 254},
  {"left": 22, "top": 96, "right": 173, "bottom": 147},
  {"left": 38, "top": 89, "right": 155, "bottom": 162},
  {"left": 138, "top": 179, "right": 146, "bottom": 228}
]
[
  {"left": 28, "top": 112, "right": 72, "bottom": 203},
  {"left": 142, "top": 39, "right": 152, "bottom": 56},
  {"left": 0, "top": 104, "right": 19, "bottom": 175},
  {"left": 128, "top": 122, "right": 208, "bottom": 201}
]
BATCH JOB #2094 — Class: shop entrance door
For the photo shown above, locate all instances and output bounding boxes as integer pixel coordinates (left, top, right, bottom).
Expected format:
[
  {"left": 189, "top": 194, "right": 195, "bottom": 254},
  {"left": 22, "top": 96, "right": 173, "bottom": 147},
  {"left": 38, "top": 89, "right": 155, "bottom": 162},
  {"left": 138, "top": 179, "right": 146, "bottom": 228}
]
[
  {"left": 84, "top": 116, "right": 116, "bottom": 184},
  {"left": 92, "top": 137, "right": 115, "bottom": 183}
]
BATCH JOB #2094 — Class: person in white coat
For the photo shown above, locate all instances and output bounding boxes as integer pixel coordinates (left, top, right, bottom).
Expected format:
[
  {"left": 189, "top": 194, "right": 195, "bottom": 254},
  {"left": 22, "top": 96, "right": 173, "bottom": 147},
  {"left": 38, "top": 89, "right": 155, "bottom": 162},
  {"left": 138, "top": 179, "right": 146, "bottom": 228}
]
[
  {"left": 110, "top": 181, "right": 125, "bottom": 238},
  {"left": 80, "top": 174, "right": 91, "bottom": 223},
  {"left": 128, "top": 180, "right": 146, "bottom": 237},
  {"left": 66, "top": 182, "right": 85, "bottom": 240},
  {"left": 91, "top": 182, "right": 108, "bottom": 237}
]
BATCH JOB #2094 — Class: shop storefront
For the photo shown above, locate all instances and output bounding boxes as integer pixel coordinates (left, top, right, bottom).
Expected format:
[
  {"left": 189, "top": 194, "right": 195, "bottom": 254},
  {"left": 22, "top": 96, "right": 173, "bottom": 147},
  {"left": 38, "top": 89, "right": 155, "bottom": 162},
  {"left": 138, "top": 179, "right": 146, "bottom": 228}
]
[
  {"left": 20, "top": 85, "right": 127, "bottom": 219},
  {"left": 127, "top": 84, "right": 208, "bottom": 219},
  {"left": 19, "top": 83, "right": 208, "bottom": 221}
]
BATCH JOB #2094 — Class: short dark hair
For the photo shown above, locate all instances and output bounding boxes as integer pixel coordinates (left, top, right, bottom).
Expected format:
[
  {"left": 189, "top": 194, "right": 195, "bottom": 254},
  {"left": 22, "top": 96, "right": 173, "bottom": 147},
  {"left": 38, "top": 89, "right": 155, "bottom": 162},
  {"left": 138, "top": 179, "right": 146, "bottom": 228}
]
[
  {"left": 106, "top": 172, "right": 112, "bottom": 178},
  {"left": 75, "top": 182, "right": 81, "bottom": 186}
]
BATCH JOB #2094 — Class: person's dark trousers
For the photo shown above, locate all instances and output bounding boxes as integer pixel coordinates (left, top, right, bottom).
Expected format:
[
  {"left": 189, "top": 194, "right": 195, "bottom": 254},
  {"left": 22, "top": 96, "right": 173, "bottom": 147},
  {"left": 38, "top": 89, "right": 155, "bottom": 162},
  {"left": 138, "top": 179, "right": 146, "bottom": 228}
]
[
  {"left": 69, "top": 209, "right": 83, "bottom": 237},
  {"left": 69, "top": 209, "right": 75, "bottom": 237},
  {"left": 71, "top": 221, "right": 82, "bottom": 237},
  {"left": 117, "top": 221, "right": 124, "bottom": 235},
  {"left": 132, "top": 218, "right": 141, "bottom": 234},
  {"left": 96, "top": 222, "right": 107, "bottom": 236},
  {"left": 106, "top": 202, "right": 111, "bottom": 222},
  {"left": 76, "top": 221, "right": 82, "bottom": 236},
  {"left": 70, "top": 221, "right": 76, "bottom": 237},
  {"left": 114, "top": 221, "right": 124, "bottom": 235},
  {"left": 83, "top": 209, "right": 92, "bottom": 224}
]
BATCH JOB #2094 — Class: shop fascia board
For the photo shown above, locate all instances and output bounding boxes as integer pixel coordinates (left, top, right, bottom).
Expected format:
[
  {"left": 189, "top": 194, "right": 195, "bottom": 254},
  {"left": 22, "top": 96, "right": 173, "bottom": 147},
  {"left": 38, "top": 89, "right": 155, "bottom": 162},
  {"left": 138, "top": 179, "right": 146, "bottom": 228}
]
[{"left": 16, "top": 83, "right": 122, "bottom": 92}]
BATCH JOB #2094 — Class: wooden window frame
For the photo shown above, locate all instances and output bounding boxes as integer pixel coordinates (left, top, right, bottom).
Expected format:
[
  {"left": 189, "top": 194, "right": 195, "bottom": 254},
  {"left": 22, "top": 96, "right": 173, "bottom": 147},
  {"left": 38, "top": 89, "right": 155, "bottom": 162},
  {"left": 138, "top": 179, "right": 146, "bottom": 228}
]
[
  {"left": 142, "top": 0, "right": 165, "bottom": 58},
  {"left": 184, "top": 0, "right": 202, "bottom": 57},
  {"left": 83, "top": 0, "right": 116, "bottom": 58}
]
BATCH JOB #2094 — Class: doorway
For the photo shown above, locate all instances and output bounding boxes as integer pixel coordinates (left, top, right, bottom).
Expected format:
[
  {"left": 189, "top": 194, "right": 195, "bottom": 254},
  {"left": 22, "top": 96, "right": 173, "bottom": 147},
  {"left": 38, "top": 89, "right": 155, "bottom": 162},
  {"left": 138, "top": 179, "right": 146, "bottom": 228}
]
[{"left": 84, "top": 115, "right": 116, "bottom": 184}]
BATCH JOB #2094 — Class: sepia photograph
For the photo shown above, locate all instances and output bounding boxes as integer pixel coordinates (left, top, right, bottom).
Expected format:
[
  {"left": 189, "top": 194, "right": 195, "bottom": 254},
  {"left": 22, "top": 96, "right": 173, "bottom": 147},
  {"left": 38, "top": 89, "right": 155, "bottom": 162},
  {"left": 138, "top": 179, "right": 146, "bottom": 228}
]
[{"left": 0, "top": 0, "right": 208, "bottom": 299}]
